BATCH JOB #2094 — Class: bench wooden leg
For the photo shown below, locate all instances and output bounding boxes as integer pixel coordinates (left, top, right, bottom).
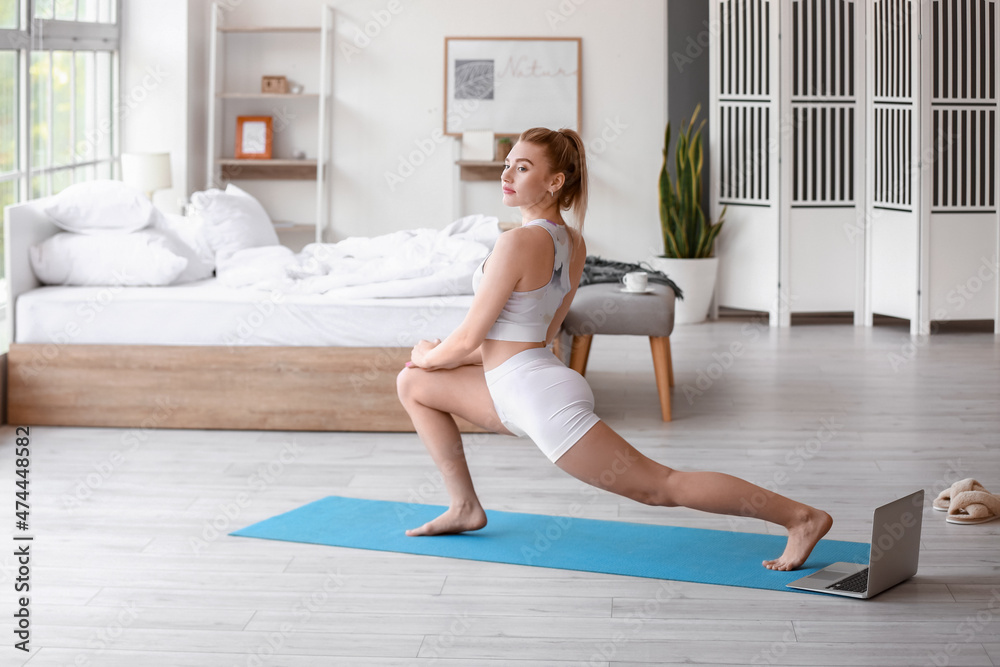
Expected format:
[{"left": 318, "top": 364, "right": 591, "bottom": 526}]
[
  {"left": 569, "top": 334, "right": 593, "bottom": 376},
  {"left": 666, "top": 336, "right": 674, "bottom": 386},
  {"left": 649, "top": 336, "right": 673, "bottom": 421}
]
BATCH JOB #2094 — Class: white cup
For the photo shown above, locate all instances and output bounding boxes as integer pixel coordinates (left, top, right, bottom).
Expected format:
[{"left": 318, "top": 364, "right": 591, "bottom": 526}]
[{"left": 622, "top": 271, "right": 648, "bottom": 292}]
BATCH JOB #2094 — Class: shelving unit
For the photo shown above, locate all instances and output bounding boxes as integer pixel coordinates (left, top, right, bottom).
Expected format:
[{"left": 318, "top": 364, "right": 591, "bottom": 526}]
[
  {"left": 456, "top": 160, "right": 504, "bottom": 181},
  {"left": 206, "top": 4, "right": 333, "bottom": 243}
]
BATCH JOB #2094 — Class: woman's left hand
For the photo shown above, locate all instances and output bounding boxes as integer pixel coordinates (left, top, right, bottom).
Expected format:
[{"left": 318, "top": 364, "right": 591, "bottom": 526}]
[{"left": 408, "top": 338, "right": 442, "bottom": 370}]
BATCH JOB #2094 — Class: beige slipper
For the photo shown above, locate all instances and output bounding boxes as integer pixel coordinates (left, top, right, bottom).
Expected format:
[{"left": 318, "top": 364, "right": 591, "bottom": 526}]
[
  {"left": 934, "top": 478, "right": 989, "bottom": 512},
  {"left": 947, "top": 490, "right": 1000, "bottom": 525}
]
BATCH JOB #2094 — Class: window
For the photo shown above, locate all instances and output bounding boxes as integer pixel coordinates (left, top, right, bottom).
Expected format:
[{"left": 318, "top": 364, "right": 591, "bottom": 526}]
[
  {"left": 0, "top": 0, "right": 17, "bottom": 28},
  {"left": 0, "top": 0, "right": 120, "bottom": 347}
]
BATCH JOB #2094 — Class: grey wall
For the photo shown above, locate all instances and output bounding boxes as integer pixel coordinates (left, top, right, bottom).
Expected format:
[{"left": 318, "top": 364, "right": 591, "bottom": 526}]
[{"left": 667, "top": 0, "right": 711, "bottom": 218}]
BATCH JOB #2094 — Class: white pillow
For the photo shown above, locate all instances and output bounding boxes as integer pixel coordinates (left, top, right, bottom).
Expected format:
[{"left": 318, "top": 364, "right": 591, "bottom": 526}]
[
  {"left": 42, "top": 180, "right": 154, "bottom": 235},
  {"left": 189, "top": 184, "right": 280, "bottom": 261},
  {"left": 30, "top": 230, "right": 188, "bottom": 286},
  {"left": 153, "top": 210, "right": 216, "bottom": 284}
]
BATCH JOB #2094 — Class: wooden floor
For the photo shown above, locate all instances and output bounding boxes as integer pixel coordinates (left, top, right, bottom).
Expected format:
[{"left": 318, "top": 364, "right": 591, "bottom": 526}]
[{"left": 2, "top": 315, "right": 999, "bottom": 666}]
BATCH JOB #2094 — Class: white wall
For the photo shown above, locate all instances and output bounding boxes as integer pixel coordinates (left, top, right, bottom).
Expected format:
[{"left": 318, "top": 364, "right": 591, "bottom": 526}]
[
  {"left": 119, "top": 1, "right": 191, "bottom": 212},
  {"left": 128, "top": 0, "right": 669, "bottom": 262}
]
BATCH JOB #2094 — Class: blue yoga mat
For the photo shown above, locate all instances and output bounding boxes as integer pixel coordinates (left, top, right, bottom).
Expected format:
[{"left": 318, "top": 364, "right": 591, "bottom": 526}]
[{"left": 231, "top": 496, "right": 869, "bottom": 593}]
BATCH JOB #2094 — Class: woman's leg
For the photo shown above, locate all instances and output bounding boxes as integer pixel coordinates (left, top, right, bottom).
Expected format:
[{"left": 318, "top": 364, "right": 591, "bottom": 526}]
[
  {"left": 396, "top": 364, "right": 514, "bottom": 536},
  {"left": 555, "top": 421, "right": 833, "bottom": 571}
]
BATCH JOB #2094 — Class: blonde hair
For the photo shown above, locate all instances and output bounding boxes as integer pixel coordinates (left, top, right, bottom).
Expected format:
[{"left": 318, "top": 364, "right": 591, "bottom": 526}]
[{"left": 517, "top": 127, "right": 588, "bottom": 231}]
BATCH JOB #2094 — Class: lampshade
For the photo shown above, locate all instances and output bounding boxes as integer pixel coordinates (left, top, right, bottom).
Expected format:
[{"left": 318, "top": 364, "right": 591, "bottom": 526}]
[{"left": 121, "top": 152, "right": 172, "bottom": 199}]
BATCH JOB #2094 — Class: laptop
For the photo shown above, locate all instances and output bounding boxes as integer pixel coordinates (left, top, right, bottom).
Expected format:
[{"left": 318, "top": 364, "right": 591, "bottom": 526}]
[{"left": 786, "top": 490, "right": 924, "bottom": 599}]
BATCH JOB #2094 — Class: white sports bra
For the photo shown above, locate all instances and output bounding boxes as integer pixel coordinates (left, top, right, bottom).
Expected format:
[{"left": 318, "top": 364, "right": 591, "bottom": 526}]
[{"left": 471, "top": 219, "right": 573, "bottom": 343}]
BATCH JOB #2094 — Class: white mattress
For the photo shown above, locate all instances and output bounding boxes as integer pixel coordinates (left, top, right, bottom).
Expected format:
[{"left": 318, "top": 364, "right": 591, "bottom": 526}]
[{"left": 15, "top": 278, "right": 474, "bottom": 347}]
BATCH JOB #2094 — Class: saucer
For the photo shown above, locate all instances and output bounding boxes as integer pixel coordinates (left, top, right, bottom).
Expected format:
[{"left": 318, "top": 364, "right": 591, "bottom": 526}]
[{"left": 620, "top": 287, "right": 655, "bottom": 294}]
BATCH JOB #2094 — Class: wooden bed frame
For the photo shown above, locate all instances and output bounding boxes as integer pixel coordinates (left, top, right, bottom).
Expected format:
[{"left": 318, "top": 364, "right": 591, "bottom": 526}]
[{"left": 4, "top": 201, "right": 483, "bottom": 432}]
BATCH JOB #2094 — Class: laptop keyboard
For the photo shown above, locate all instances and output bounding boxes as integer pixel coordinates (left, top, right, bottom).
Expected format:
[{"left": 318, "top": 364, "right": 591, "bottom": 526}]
[{"left": 827, "top": 568, "right": 869, "bottom": 593}]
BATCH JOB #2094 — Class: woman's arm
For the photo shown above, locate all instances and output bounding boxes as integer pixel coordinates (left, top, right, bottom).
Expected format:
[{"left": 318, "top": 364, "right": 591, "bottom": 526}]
[
  {"left": 411, "top": 231, "right": 526, "bottom": 370},
  {"left": 458, "top": 344, "right": 484, "bottom": 366},
  {"left": 410, "top": 340, "right": 483, "bottom": 368}
]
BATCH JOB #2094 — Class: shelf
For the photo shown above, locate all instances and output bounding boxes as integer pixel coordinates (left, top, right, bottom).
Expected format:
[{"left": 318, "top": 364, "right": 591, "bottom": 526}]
[
  {"left": 456, "top": 160, "right": 504, "bottom": 182},
  {"left": 218, "top": 159, "right": 318, "bottom": 180},
  {"left": 456, "top": 160, "right": 505, "bottom": 167},
  {"left": 218, "top": 93, "right": 320, "bottom": 99},
  {"left": 272, "top": 222, "right": 315, "bottom": 232},
  {"left": 219, "top": 26, "right": 320, "bottom": 33}
]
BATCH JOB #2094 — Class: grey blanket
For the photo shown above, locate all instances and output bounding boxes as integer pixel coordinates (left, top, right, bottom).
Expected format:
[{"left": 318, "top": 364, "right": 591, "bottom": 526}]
[{"left": 579, "top": 256, "right": 684, "bottom": 300}]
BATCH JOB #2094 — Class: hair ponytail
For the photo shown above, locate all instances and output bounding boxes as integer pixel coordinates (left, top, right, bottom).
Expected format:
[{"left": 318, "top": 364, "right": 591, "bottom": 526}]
[{"left": 517, "top": 127, "right": 589, "bottom": 231}]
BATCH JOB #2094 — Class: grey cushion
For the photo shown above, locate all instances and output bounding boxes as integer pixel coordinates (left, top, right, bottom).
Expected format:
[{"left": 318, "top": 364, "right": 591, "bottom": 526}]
[{"left": 562, "top": 282, "right": 675, "bottom": 337}]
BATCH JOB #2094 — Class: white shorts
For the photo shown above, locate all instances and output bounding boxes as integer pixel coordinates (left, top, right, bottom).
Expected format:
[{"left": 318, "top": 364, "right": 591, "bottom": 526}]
[{"left": 483, "top": 347, "right": 602, "bottom": 462}]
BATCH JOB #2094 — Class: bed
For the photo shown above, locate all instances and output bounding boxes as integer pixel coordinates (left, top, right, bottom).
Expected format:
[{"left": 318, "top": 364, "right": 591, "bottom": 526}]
[{"left": 4, "top": 196, "right": 494, "bottom": 432}]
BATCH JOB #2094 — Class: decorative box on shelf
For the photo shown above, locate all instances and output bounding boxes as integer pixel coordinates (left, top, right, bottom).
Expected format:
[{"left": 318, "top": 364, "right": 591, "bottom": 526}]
[{"left": 261, "top": 75, "right": 289, "bottom": 94}]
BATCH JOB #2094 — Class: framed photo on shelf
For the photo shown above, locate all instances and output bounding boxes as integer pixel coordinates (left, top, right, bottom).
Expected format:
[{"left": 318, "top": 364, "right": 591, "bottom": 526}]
[
  {"left": 443, "top": 37, "right": 581, "bottom": 136},
  {"left": 235, "top": 116, "right": 273, "bottom": 159}
]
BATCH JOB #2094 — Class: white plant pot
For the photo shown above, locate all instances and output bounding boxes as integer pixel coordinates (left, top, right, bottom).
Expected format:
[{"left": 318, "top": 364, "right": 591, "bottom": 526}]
[{"left": 647, "top": 256, "right": 719, "bottom": 325}]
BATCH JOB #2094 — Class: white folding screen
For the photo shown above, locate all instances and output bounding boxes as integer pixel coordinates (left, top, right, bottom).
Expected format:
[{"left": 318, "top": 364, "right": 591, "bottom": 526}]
[
  {"left": 871, "top": 0, "right": 914, "bottom": 211},
  {"left": 710, "top": 0, "right": 1000, "bottom": 333},
  {"left": 923, "top": 0, "right": 998, "bottom": 334},
  {"left": 781, "top": 0, "right": 863, "bottom": 324},
  {"left": 789, "top": 0, "right": 857, "bottom": 207},
  {"left": 711, "top": 0, "right": 782, "bottom": 322},
  {"left": 931, "top": 0, "right": 996, "bottom": 213},
  {"left": 866, "top": 0, "right": 923, "bottom": 332},
  {"left": 717, "top": 0, "right": 772, "bottom": 205}
]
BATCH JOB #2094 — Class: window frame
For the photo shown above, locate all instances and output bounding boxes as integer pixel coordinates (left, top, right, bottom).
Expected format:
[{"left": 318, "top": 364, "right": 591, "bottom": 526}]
[{"left": 0, "top": 0, "right": 122, "bottom": 202}]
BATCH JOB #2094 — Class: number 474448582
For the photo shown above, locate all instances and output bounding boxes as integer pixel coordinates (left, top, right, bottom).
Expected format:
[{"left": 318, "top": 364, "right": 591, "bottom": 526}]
[{"left": 15, "top": 426, "right": 30, "bottom": 531}]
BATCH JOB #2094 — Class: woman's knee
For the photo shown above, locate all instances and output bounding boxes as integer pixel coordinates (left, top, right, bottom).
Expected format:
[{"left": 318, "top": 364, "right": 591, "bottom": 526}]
[{"left": 396, "top": 367, "right": 424, "bottom": 407}]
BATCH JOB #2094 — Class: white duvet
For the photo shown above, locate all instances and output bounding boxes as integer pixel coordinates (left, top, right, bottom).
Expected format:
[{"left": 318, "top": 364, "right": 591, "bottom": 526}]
[{"left": 215, "top": 214, "right": 501, "bottom": 298}]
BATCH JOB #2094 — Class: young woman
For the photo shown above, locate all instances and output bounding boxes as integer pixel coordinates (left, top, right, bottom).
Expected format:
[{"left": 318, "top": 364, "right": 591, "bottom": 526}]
[{"left": 397, "top": 128, "right": 832, "bottom": 571}]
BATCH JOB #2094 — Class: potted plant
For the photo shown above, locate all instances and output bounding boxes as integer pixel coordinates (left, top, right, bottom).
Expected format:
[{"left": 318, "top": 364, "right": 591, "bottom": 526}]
[
  {"left": 647, "top": 104, "right": 726, "bottom": 324},
  {"left": 495, "top": 136, "right": 513, "bottom": 162}
]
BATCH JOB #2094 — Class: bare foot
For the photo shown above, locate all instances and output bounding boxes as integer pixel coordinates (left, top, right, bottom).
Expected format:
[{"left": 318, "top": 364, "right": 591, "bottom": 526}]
[
  {"left": 763, "top": 508, "right": 834, "bottom": 571},
  {"left": 405, "top": 503, "right": 488, "bottom": 537}
]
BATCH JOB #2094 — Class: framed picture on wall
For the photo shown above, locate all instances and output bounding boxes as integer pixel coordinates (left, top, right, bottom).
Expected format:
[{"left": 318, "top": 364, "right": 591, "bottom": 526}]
[
  {"left": 235, "top": 116, "right": 273, "bottom": 159},
  {"left": 443, "top": 37, "right": 581, "bottom": 137}
]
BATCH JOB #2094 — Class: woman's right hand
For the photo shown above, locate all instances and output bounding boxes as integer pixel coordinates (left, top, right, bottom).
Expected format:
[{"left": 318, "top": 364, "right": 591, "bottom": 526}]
[{"left": 408, "top": 338, "right": 442, "bottom": 370}]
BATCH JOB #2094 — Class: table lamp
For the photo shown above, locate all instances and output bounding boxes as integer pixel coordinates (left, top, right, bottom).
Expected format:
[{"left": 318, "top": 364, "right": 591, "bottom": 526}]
[{"left": 121, "top": 152, "right": 172, "bottom": 201}]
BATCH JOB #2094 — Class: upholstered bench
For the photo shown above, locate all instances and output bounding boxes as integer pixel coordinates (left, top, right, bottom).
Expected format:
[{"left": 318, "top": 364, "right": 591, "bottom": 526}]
[{"left": 559, "top": 282, "right": 676, "bottom": 421}]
